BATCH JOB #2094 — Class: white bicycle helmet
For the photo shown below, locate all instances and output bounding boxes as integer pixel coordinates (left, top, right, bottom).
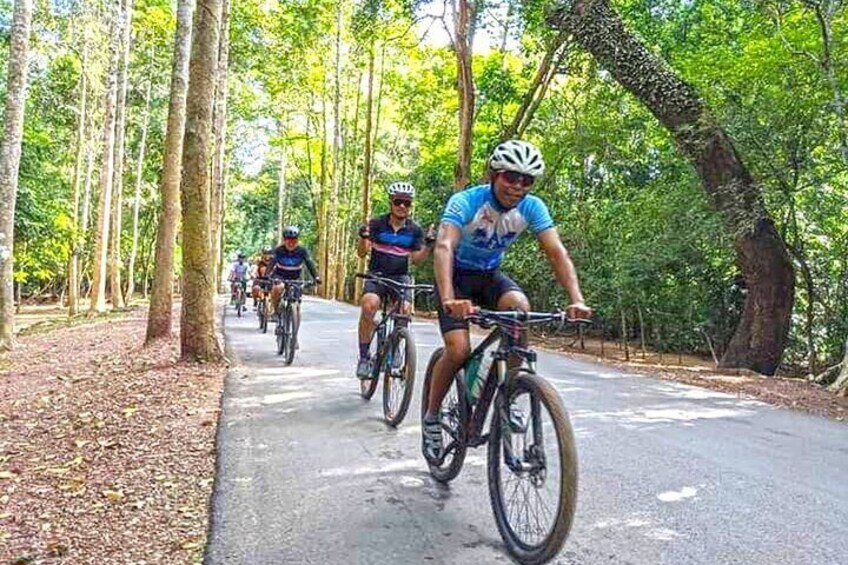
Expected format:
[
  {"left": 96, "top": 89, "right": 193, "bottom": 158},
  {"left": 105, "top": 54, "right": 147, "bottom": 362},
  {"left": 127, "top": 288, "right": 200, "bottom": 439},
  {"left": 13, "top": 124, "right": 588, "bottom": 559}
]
[
  {"left": 387, "top": 181, "right": 416, "bottom": 199},
  {"left": 489, "top": 140, "right": 545, "bottom": 177}
]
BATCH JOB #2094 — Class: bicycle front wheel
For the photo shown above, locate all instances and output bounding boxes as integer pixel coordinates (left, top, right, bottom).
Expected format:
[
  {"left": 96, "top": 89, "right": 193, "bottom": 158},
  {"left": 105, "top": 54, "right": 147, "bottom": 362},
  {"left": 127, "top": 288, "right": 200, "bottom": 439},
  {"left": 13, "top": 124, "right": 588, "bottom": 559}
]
[
  {"left": 487, "top": 370, "right": 577, "bottom": 565},
  {"left": 276, "top": 311, "right": 287, "bottom": 356},
  {"left": 382, "top": 326, "right": 416, "bottom": 427}
]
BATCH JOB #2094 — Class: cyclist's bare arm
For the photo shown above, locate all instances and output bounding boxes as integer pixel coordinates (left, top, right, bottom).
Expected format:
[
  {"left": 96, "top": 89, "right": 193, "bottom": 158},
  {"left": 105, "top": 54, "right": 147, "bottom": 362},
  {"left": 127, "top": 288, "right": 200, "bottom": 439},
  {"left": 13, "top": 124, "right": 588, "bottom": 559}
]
[
  {"left": 536, "top": 228, "right": 591, "bottom": 318},
  {"left": 434, "top": 222, "right": 474, "bottom": 318}
]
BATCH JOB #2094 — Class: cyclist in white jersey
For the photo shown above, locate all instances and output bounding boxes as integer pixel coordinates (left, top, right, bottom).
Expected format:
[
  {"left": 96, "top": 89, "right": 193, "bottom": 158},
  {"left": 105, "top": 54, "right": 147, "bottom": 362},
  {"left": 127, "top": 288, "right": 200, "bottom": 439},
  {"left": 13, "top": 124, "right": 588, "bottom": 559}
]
[
  {"left": 228, "top": 253, "right": 250, "bottom": 305},
  {"left": 422, "top": 140, "right": 592, "bottom": 461}
]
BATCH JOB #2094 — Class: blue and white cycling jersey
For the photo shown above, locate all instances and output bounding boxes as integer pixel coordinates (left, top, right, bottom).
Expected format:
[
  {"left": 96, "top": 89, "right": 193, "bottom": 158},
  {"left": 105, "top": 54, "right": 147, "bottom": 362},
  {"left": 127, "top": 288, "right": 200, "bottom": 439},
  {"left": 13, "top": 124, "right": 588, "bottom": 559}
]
[{"left": 441, "top": 184, "right": 554, "bottom": 271}]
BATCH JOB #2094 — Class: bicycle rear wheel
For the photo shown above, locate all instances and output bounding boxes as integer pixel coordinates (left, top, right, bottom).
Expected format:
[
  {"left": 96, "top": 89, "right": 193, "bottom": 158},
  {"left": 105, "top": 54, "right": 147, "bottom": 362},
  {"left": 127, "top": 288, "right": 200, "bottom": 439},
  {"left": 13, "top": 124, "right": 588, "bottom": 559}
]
[
  {"left": 259, "top": 300, "right": 268, "bottom": 333},
  {"left": 382, "top": 326, "right": 415, "bottom": 427},
  {"left": 487, "top": 370, "right": 577, "bottom": 565},
  {"left": 283, "top": 304, "right": 296, "bottom": 366},
  {"left": 421, "top": 347, "right": 468, "bottom": 483}
]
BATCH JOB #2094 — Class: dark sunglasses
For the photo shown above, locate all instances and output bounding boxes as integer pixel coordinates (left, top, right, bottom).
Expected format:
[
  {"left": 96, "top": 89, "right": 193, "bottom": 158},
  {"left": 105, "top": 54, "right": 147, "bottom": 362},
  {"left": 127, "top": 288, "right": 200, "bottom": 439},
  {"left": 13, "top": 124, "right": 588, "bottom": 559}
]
[
  {"left": 500, "top": 170, "right": 535, "bottom": 188},
  {"left": 391, "top": 198, "right": 412, "bottom": 207}
]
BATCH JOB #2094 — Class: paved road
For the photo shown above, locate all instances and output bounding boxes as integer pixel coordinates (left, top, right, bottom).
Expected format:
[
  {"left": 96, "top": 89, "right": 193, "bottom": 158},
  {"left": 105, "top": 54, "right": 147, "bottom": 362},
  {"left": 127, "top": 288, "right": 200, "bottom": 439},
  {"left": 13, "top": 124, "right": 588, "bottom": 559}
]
[{"left": 205, "top": 297, "right": 847, "bottom": 565}]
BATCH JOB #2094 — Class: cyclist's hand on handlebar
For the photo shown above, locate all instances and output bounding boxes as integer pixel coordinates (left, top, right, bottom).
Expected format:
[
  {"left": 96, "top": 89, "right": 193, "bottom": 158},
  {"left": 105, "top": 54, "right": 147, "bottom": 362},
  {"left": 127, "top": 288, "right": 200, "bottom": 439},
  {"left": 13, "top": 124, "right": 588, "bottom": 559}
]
[
  {"left": 358, "top": 224, "right": 370, "bottom": 239},
  {"left": 443, "top": 299, "right": 476, "bottom": 320},
  {"left": 566, "top": 302, "right": 593, "bottom": 321}
]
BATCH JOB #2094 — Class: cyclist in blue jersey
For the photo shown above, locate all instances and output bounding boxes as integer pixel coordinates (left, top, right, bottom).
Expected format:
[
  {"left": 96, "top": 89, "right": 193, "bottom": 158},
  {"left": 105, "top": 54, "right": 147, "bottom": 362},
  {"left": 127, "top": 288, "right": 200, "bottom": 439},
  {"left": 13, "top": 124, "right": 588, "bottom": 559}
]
[
  {"left": 228, "top": 253, "right": 250, "bottom": 305},
  {"left": 269, "top": 226, "right": 321, "bottom": 343},
  {"left": 422, "top": 140, "right": 592, "bottom": 461},
  {"left": 356, "top": 182, "right": 435, "bottom": 378}
]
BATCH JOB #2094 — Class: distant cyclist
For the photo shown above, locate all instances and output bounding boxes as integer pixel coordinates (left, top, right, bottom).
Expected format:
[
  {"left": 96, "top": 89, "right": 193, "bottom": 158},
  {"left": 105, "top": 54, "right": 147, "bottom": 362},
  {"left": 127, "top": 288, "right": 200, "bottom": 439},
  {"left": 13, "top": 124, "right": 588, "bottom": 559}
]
[
  {"left": 269, "top": 226, "right": 321, "bottom": 344},
  {"left": 251, "top": 248, "right": 274, "bottom": 308},
  {"left": 228, "top": 253, "right": 250, "bottom": 305},
  {"left": 356, "top": 182, "right": 435, "bottom": 378},
  {"left": 422, "top": 140, "right": 591, "bottom": 460}
]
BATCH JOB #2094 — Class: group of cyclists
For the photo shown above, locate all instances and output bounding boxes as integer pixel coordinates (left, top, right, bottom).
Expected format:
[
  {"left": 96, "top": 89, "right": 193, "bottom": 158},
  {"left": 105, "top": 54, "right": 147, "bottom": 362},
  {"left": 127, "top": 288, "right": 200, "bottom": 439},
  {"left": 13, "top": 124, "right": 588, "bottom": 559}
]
[
  {"left": 226, "top": 139, "right": 593, "bottom": 563},
  {"left": 227, "top": 138, "right": 592, "bottom": 464}
]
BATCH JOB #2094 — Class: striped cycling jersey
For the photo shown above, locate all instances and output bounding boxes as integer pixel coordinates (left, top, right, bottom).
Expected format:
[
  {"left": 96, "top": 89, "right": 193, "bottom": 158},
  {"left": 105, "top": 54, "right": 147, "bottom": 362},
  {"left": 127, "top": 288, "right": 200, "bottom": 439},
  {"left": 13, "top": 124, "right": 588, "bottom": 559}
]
[
  {"left": 271, "top": 245, "right": 318, "bottom": 280},
  {"left": 367, "top": 214, "right": 424, "bottom": 276},
  {"left": 441, "top": 184, "right": 554, "bottom": 271}
]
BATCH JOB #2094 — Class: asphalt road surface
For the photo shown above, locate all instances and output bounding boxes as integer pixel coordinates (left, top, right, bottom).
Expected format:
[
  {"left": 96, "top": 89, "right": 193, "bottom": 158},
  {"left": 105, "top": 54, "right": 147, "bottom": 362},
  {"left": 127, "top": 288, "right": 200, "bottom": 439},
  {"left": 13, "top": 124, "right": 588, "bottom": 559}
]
[{"left": 205, "top": 297, "right": 847, "bottom": 565}]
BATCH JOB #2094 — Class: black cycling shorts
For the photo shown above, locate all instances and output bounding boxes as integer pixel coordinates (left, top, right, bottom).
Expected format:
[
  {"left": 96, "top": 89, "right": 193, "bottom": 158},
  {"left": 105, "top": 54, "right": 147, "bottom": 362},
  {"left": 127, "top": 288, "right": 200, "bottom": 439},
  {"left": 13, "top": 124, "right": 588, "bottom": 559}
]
[
  {"left": 436, "top": 268, "right": 524, "bottom": 334},
  {"left": 363, "top": 274, "right": 412, "bottom": 304}
]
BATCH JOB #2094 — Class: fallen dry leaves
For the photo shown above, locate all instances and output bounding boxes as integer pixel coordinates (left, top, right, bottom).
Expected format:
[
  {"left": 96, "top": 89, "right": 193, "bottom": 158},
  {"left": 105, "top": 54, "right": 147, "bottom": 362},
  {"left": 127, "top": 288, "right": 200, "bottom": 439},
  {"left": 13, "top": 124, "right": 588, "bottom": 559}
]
[{"left": 0, "top": 308, "right": 225, "bottom": 563}]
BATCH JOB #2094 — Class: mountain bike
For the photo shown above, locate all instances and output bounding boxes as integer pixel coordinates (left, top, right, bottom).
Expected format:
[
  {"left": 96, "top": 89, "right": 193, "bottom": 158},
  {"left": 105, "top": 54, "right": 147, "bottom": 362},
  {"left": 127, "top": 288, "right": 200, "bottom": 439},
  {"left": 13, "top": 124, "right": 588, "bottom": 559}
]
[
  {"left": 255, "top": 278, "right": 272, "bottom": 334},
  {"left": 230, "top": 281, "right": 246, "bottom": 318},
  {"left": 273, "top": 279, "right": 315, "bottom": 365},
  {"left": 421, "top": 309, "right": 589, "bottom": 565},
  {"left": 356, "top": 273, "right": 434, "bottom": 427}
]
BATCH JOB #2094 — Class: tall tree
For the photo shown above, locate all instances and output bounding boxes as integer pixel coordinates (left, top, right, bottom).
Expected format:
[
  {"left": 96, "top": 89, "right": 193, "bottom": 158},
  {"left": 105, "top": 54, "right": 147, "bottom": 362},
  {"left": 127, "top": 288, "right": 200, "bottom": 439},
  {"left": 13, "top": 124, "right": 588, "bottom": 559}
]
[
  {"left": 68, "top": 18, "right": 91, "bottom": 316},
  {"left": 0, "top": 0, "right": 33, "bottom": 350},
  {"left": 90, "top": 0, "right": 124, "bottom": 314},
  {"left": 126, "top": 75, "right": 153, "bottom": 299},
  {"left": 355, "top": 45, "right": 376, "bottom": 301},
  {"left": 449, "top": 0, "right": 477, "bottom": 189},
  {"left": 551, "top": 0, "right": 795, "bottom": 375},
  {"left": 146, "top": 0, "right": 194, "bottom": 342},
  {"left": 179, "top": 0, "right": 223, "bottom": 360},
  {"left": 211, "top": 0, "right": 231, "bottom": 293},
  {"left": 109, "top": 0, "right": 135, "bottom": 309}
]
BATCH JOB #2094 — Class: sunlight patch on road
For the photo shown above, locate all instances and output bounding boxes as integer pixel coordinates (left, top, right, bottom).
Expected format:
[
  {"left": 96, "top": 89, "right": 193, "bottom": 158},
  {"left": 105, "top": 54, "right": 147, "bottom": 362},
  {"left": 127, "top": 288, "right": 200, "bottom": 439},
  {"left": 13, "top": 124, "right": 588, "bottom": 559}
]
[
  {"left": 261, "top": 391, "right": 317, "bottom": 405},
  {"left": 644, "top": 528, "right": 682, "bottom": 541},
  {"left": 657, "top": 486, "right": 697, "bottom": 502},
  {"left": 399, "top": 476, "right": 425, "bottom": 488},
  {"left": 572, "top": 406, "right": 752, "bottom": 426},
  {"left": 252, "top": 367, "right": 341, "bottom": 378},
  {"left": 319, "top": 458, "right": 422, "bottom": 477},
  {"left": 572, "top": 370, "right": 636, "bottom": 380},
  {"left": 593, "top": 516, "right": 650, "bottom": 529}
]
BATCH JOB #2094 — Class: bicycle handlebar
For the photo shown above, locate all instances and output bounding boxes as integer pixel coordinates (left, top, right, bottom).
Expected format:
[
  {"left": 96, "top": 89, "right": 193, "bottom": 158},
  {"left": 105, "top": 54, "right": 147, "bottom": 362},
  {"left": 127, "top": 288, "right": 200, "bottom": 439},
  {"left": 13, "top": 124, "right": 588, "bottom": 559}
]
[
  {"left": 268, "top": 278, "right": 317, "bottom": 288},
  {"left": 468, "top": 309, "right": 592, "bottom": 329},
  {"left": 355, "top": 272, "right": 434, "bottom": 293}
]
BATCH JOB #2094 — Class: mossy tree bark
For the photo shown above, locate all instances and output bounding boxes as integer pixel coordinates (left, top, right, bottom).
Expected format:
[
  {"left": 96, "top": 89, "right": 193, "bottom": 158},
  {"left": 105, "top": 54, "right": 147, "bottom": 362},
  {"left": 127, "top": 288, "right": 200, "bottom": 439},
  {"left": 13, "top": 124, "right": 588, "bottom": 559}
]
[{"left": 551, "top": 0, "right": 795, "bottom": 375}]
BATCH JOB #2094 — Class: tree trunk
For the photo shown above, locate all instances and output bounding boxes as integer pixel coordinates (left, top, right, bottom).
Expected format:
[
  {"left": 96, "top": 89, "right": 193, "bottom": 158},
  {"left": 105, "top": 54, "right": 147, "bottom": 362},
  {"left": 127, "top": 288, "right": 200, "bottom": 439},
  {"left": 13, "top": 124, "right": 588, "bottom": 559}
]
[
  {"left": 452, "top": 0, "right": 476, "bottom": 189},
  {"left": 0, "top": 0, "right": 33, "bottom": 350},
  {"left": 210, "top": 0, "right": 230, "bottom": 293},
  {"left": 108, "top": 0, "right": 134, "bottom": 310},
  {"left": 356, "top": 44, "right": 376, "bottom": 301},
  {"left": 828, "top": 335, "right": 848, "bottom": 395},
  {"left": 551, "top": 0, "right": 795, "bottom": 375},
  {"left": 328, "top": 0, "right": 343, "bottom": 299},
  {"left": 146, "top": 0, "right": 194, "bottom": 342},
  {"left": 277, "top": 144, "right": 287, "bottom": 240},
  {"left": 317, "top": 75, "right": 330, "bottom": 297},
  {"left": 69, "top": 30, "right": 90, "bottom": 317},
  {"left": 179, "top": 0, "right": 223, "bottom": 361},
  {"left": 126, "top": 75, "right": 152, "bottom": 300},
  {"left": 502, "top": 31, "right": 567, "bottom": 141},
  {"left": 90, "top": 0, "right": 123, "bottom": 315},
  {"left": 809, "top": 1, "right": 848, "bottom": 165}
]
